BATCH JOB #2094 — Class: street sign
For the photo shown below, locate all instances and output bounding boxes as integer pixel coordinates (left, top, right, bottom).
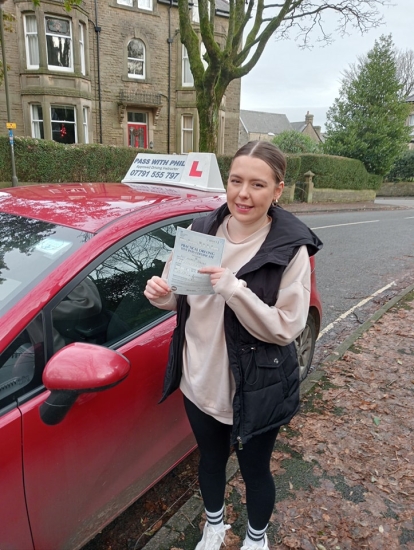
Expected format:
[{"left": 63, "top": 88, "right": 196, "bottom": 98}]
[{"left": 6, "top": 122, "right": 16, "bottom": 129}]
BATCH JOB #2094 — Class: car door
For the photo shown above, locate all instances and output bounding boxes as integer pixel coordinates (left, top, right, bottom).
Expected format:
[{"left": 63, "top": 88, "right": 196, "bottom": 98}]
[
  {"left": 19, "top": 217, "right": 197, "bottom": 550},
  {"left": 0, "top": 313, "right": 46, "bottom": 550},
  {"left": 0, "top": 408, "right": 34, "bottom": 550}
]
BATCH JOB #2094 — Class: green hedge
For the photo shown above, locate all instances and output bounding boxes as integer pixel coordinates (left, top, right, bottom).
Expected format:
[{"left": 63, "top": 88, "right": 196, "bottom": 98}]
[
  {"left": 0, "top": 137, "right": 145, "bottom": 183},
  {"left": 0, "top": 137, "right": 382, "bottom": 191},
  {"left": 285, "top": 154, "right": 302, "bottom": 185},
  {"left": 385, "top": 150, "right": 414, "bottom": 182},
  {"left": 298, "top": 154, "right": 383, "bottom": 190}
]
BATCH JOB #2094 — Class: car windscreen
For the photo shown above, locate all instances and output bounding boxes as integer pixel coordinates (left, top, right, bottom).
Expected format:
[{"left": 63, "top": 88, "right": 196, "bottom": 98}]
[{"left": 0, "top": 212, "right": 92, "bottom": 317}]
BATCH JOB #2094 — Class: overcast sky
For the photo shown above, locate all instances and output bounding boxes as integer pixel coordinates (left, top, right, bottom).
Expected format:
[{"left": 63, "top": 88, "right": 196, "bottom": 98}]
[{"left": 240, "top": 0, "right": 413, "bottom": 131}]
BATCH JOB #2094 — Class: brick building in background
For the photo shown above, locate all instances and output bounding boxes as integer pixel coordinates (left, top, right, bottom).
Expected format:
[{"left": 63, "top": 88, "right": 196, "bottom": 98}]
[{"left": 0, "top": 0, "right": 240, "bottom": 155}]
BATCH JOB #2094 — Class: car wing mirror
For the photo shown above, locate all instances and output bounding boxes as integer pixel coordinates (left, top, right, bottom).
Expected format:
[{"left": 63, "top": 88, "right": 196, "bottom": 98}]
[{"left": 40, "top": 342, "right": 130, "bottom": 426}]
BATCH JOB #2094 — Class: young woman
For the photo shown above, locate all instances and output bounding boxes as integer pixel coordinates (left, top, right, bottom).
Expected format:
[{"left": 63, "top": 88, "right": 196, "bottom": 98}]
[{"left": 144, "top": 141, "right": 322, "bottom": 550}]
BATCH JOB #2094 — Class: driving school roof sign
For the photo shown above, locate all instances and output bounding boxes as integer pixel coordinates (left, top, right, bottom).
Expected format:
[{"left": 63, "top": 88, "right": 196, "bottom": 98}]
[{"left": 122, "top": 152, "right": 225, "bottom": 192}]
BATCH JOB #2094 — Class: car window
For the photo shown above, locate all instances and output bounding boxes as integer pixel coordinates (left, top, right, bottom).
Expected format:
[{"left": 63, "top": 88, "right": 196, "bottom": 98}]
[
  {"left": 51, "top": 219, "right": 192, "bottom": 351},
  {"left": 0, "top": 314, "right": 45, "bottom": 411},
  {"left": 0, "top": 213, "right": 92, "bottom": 318}
]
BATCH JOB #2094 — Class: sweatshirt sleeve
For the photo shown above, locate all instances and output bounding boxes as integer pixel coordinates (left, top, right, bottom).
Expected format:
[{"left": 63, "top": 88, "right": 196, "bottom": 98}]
[
  {"left": 213, "top": 245, "right": 311, "bottom": 345},
  {"left": 148, "top": 254, "right": 178, "bottom": 311}
]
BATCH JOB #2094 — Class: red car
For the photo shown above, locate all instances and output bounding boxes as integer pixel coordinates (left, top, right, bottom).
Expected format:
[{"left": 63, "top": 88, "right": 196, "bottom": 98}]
[{"left": 0, "top": 161, "right": 321, "bottom": 550}]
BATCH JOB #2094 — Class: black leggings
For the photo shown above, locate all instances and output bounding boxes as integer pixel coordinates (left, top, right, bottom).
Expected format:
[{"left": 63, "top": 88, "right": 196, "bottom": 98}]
[{"left": 184, "top": 396, "right": 279, "bottom": 530}]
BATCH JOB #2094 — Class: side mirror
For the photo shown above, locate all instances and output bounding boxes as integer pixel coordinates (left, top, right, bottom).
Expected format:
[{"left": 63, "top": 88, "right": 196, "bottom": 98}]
[{"left": 40, "top": 342, "right": 130, "bottom": 426}]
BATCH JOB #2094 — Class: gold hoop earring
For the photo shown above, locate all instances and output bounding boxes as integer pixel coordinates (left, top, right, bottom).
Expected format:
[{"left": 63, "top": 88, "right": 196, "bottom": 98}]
[{"left": 272, "top": 199, "right": 278, "bottom": 206}]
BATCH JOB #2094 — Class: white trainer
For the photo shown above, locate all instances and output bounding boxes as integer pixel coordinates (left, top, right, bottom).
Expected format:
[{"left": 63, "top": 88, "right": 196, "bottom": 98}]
[
  {"left": 195, "top": 522, "right": 231, "bottom": 550},
  {"left": 240, "top": 533, "right": 269, "bottom": 550}
]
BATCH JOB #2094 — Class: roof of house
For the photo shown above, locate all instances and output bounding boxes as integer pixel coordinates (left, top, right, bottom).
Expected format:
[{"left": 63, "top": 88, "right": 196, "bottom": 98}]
[
  {"left": 407, "top": 94, "right": 414, "bottom": 103},
  {"left": 290, "top": 121, "right": 306, "bottom": 132},
  {"left": 240, "top": 110, "right": 292, "bottom": 135}
]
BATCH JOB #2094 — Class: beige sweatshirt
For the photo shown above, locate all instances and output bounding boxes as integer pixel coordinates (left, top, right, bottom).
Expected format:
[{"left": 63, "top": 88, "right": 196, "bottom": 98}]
[{"left": 150, "top": 215, "right": 310, "bottom": 424}]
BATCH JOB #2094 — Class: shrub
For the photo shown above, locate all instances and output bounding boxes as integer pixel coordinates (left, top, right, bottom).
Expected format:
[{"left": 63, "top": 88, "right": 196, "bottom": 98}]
[
  {"left": 272, "top": 130, "right": 321, "bottom": 154},
  {"left": 385, "top": 150, "right": 414, "bottom": 182}
]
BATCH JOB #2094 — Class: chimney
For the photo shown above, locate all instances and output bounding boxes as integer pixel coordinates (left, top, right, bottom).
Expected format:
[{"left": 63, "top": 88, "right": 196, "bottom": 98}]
[
  {"left": 305, "top": 111, "right": 314, "bottom": 125},
  {"left": 314, "top": 125, "right": 321, "bottom": 135}
]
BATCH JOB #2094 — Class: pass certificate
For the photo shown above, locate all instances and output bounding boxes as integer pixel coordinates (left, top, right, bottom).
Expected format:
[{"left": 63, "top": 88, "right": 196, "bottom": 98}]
[{"left": 167, "top": 227, "right": 225, "bottom": 295}]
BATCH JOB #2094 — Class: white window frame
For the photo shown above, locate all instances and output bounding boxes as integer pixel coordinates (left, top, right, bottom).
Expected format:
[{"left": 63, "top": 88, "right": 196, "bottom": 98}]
[
  {"left": 82, "top": 106, "right": 89, "bottom": 143},
  {"left": 51, "top": 105, "right": 77, "bottom": 144},
  {"left": 31, "top": 104, "right": 44, "bottom": 139},
  {"left": 79, "top": 22, "right": 86, "bottom": 75},
  {"left": 24, "top": 14, "right": 39, "bottom": 69},
  {"left": 181, "top": 114, "right": 194, "bottom": 153},
  {"left": 409, "top": 114, "right": 414, "bottom": 127},
  {"left": 45, "top": 16, "right": 73, "bottom": 72},
  {"left": 127, "top": 39, "right": 145, "bottom": 80},
  {"left": 117, "top": 0, "right": 133, "bottom": 5},
  {"left": 182, "top": 46, "right": 194, "bottom": 87}
]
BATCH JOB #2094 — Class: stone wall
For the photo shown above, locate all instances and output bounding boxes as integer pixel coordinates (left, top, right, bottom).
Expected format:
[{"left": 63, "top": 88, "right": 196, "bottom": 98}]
[
  {"left": 377, "top": 181, "right": 414, "bottom": 196},
  {"left": 310, "top": 188, "right": 376, "bottom": 203}
]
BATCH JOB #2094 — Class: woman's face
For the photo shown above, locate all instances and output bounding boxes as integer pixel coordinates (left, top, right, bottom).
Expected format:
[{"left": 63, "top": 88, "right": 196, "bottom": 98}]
[{"left": 226, "top": 155, "right": 284, "bottom": 226}]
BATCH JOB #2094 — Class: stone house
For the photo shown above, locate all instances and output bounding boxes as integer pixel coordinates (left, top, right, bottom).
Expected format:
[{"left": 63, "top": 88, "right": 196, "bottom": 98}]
[
  {"left": 0, "top": 0, "right": 240, "bottom": 155},
  {"left": 290, "top": 112, "right": 324, "bottom": 144},
  {"left": 239, "top": 109, "right": 323, "bottom": 147}
]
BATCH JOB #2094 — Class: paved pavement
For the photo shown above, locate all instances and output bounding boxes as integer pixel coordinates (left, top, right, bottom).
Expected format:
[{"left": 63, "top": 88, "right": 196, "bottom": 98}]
[
  {"left": 141, "top": 198, "right": 414, "bottom": 550},
  {"left": 283, "top": 198, "right": 412, "bottom": 215}
]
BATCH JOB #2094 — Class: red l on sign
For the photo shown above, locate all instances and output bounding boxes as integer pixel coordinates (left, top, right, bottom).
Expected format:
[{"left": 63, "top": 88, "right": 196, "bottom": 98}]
[{"left": 189, "top": 161, "right": 203, "bottom": 177}]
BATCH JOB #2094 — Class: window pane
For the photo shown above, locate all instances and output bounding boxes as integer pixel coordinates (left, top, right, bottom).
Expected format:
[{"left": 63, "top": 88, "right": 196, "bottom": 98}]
[
  {"left": 127, "top": 112, "right": 147, "bottom": 123},
  {"left": 182, "top": 115, "right": 193, "bottom": 153},
  {"left": 128, "top": 59, "right": 143, "bottom": 76},
  {"left": 138, "top": 0, "right": 152, "bottom": 10},
  {"left": 182, "top": 46, "right": 194, "bottom": 86},
  {"left": 51, "top": 220, "right": 192, "bottom": 350},
  {"left": 79, "top": 23, "right": 86, "bottom": 75},
  {"left": 117, "top": 0, "right": 133, "bottom": 5},
  {"left": 0, "top": 315, "right": 45, "bottom": 409},
  {"left": 192, "top": 0, "right": 199, "bottom": 23},
  {"left": 128, "top": 39, "right": 145, "bottom": 78},
  {"left": 25, "top": 15, "right": 39, "bottom": 68},
  {"left": 31, "top": 105, "right": 44, "bottom": 139},
  {"left": 51, "top": 106, "right": 76, "bottom": 144},
  {"left": 128, "top": 39, "right": 144, "bottom": 59},
  {"left": 45, "top": 17, "right": 72, "bottom": 69},
  {"left": 82, "top": 107, "right": 89, "bottom": 143}
]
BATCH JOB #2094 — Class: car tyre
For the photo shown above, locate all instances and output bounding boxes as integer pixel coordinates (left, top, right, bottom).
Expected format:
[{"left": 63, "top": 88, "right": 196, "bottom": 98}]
[{"left": 296, "top": 312, "right": 317, "bottom": 382}]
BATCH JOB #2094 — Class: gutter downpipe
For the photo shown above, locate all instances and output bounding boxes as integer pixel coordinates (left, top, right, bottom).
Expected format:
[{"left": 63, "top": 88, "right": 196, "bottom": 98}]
[
  {"left": 166, "top": 0, "right": 172, "bottom": 153},
  {"left": 94, "top": 0, "right": 103, "bottom": 144}
]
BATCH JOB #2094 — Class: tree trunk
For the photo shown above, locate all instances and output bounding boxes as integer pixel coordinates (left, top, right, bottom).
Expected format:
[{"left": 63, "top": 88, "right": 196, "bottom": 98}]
[{"left": 196, "top": 88, "right": 221, "bottom": 153}]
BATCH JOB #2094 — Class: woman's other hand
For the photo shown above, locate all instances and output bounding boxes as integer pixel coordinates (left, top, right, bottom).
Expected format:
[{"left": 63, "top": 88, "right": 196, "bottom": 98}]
[
  {"left": 144, "top": 276, "right": 172, "bottom": 300},
  {"left": 198, "top": 266, "right": 226, "bottom": 287}
]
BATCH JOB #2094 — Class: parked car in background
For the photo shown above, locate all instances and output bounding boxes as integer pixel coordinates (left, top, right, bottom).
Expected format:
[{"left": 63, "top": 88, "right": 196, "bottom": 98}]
[{"left": 0, "top": 154, "right": 321, "bottom": 550}]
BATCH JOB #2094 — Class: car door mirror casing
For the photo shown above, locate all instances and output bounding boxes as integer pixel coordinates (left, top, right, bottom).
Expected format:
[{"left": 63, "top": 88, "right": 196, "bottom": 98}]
[{"left": 40, "top": 342, "right": 130, "bottom": 425}]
